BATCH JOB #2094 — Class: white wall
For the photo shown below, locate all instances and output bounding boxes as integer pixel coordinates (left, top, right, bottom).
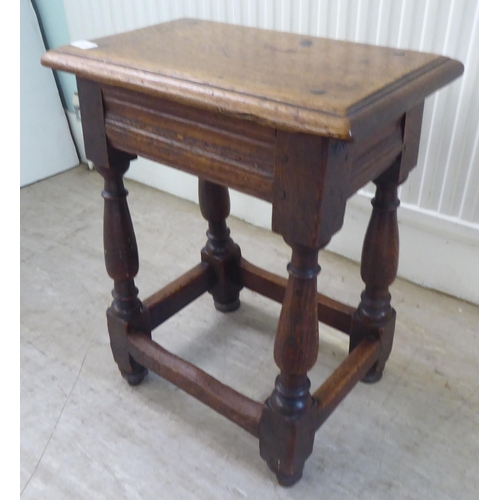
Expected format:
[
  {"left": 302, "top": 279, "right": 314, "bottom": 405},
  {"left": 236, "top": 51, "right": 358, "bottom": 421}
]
[
  {"left": 62, "top": 0, "right": 479, "bottom": 304},
  {"left": 21, "top": 0, "right": 78, "bottom": 187}
]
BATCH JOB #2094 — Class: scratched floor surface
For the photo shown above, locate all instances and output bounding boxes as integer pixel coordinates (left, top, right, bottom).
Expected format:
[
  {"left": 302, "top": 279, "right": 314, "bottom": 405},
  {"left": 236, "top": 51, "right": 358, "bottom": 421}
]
[{"left": 20, "top": 165, "right": 478, "bottom": 499}]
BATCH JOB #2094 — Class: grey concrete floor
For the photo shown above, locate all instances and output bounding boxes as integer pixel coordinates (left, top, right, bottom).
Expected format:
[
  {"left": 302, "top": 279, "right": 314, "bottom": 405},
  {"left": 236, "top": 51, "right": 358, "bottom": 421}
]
[{"left": 21, "top": 165, "right": 478, "bottom": 499}]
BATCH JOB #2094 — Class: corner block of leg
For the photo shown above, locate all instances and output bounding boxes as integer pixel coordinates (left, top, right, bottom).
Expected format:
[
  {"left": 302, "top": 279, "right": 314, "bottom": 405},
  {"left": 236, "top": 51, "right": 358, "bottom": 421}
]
[
  {"left": 350, "top": 309, "right": 396, "bottom": 383},
  {"left": 106, "top": 304, "right": 150, "bottom": 386},
  {"left": 201, "top": 244, "right": 243, "bottom": 312},
  {"left": 259, "top": 396, "right": 317, "bottom": 487}
]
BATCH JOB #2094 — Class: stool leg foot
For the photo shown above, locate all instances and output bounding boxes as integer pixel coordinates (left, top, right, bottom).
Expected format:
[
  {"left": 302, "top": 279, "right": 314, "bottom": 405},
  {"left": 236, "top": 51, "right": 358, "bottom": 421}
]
[
  {"left": 275, "top": 470, "right": 303, "bottom": 487},
  {"left": 260, "top": 244, "right": 320, "bottom": 486},
  {"left": 351, "top": 307, "right": 396, "bottom": 384},
  {"left": 121, "top": 365, "right": 148, "bottom": 386},
  {"left": 260, "top": 376, "right": 317, "bottom": 486},
  {"left": 199, "top": 179, "right": 242, "bottom": 312},
  {"left": 214, "top": 298, "right": 241, "bottom": 313},
  {"left": 350, "top": 168, "right": 399, "bottom": 381},
  {"left": 362, "top": 368, "right": 384, "bottom": 384},
  {"left": 96, "top": 154, "right": 151, "bottom": 384}
]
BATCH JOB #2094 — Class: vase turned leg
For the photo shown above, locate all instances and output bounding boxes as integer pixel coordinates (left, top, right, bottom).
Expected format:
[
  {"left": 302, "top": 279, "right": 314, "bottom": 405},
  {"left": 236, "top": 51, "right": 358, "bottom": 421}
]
[
  {"left": 260, "top": 243, "right": 319, "bottom": 486},
  {"left": 199, "top": 179, "right": 242, "bottom": 312},
  {"left": 96, "top": 154, "right": 150, "bottom": 386},
  {"left": 350, "top": 168, "right": 400, "bottom": 383}
]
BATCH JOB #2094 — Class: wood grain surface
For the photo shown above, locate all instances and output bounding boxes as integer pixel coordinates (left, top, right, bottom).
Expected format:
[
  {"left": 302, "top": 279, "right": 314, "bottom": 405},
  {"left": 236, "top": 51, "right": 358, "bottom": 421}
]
[{"left": 41, "top": 18, "right": 463, "bottom": 140}]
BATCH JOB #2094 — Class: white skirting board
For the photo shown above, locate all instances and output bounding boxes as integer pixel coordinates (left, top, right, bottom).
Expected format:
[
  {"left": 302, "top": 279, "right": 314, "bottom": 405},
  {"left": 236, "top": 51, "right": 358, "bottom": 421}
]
[{"left": 67, "top": 112, "right": 478, "bottom": 305}]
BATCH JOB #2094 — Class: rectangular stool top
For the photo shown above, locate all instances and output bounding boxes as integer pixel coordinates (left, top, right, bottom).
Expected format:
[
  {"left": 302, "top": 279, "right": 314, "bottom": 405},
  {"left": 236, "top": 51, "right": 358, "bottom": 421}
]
[{"left": 42, "top": 19, "right": 463, "bottom": 140}]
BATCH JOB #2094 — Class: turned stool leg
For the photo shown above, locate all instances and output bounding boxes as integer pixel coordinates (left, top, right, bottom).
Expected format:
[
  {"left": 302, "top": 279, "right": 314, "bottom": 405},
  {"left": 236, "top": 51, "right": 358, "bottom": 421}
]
[
  {"left": 260, "top": 243, "right": 319, "bottom": 486},
  {"left": 96, "top": 154, "right": 150, "bottom": 386},
  {"left": 350, "top": 168, "right": 400, "bottom": 383},
  {"left": 199, "top": 179, "right": 242, "bottom": 312}
]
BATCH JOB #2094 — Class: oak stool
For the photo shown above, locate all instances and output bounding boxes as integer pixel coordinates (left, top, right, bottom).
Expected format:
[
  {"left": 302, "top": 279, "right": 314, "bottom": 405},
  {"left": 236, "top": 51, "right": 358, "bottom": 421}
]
[{"left": 42, "top": 19, "right": 463, "bottom": 486}]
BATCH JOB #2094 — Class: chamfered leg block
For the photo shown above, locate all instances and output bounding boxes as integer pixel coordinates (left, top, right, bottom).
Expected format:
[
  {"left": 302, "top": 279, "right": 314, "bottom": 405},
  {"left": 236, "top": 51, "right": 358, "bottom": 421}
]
[{"left": 199, "top": 178, "right": 243, "bottom": 312}]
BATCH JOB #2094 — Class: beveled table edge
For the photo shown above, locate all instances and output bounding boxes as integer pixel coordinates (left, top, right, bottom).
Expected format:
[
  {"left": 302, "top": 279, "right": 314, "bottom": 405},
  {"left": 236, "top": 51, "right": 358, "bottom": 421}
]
[{"left": 41, "top": 47, "right": 463, "bottom": 141}]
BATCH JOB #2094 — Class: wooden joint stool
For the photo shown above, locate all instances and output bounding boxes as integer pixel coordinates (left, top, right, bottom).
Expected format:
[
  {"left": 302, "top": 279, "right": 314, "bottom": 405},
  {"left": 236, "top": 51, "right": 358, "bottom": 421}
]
[{"left": 42, "top": 19, "right": 463, "bottom": 486}]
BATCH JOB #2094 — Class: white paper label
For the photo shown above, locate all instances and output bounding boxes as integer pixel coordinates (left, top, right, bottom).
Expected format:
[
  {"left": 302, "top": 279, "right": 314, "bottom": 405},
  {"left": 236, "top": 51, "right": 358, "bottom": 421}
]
[{"left": 70, "top": 40, "right": 98, "bottom": 50}]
